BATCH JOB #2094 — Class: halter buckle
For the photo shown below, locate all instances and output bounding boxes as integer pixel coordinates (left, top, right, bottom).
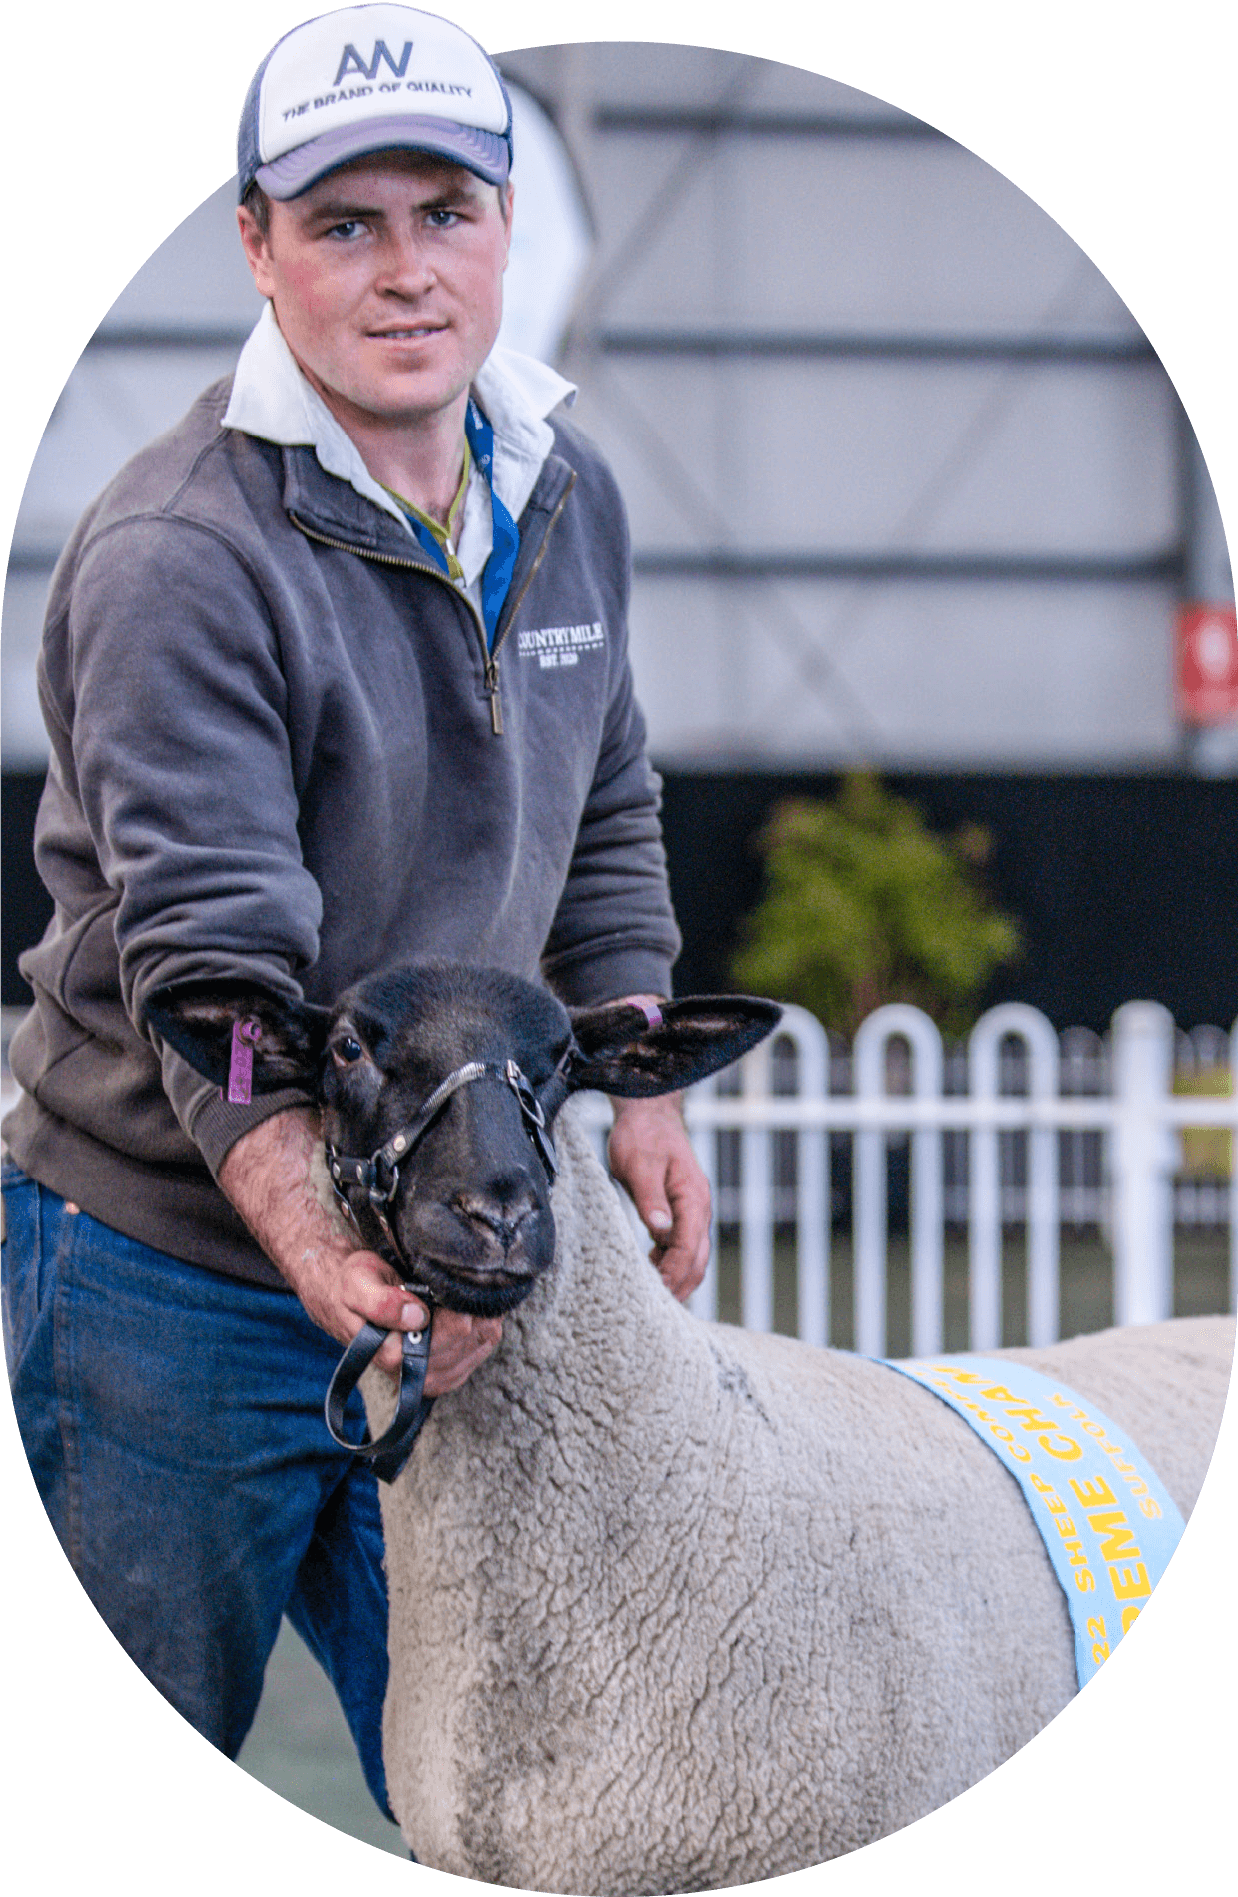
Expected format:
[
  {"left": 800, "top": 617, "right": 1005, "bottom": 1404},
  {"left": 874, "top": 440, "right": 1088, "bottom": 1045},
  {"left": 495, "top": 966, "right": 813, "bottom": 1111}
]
[{"left": 505, "top": 1058, "right": 546, "bottom": 1125}]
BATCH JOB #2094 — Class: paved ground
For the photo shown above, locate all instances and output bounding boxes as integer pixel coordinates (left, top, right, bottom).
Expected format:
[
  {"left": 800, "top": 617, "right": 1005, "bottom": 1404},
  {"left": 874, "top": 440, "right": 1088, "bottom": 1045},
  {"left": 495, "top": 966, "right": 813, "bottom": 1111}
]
[{"left": 237, "top": 1619, "right": 407, "bottom": 1858}]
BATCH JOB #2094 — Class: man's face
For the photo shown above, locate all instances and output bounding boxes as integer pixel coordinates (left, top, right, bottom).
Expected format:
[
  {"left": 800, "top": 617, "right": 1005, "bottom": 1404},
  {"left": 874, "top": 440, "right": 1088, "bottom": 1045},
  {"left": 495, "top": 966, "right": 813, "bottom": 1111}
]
[{"left": 238, "top": 152, "right": 512, "bottom": 434}]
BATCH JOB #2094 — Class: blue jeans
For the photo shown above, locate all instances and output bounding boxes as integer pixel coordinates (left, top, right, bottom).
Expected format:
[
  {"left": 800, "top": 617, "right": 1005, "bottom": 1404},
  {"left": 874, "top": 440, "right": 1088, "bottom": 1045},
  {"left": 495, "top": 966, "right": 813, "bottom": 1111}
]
[{"left": 1, "top": 1162, "right": 393, "bottom": 1819}]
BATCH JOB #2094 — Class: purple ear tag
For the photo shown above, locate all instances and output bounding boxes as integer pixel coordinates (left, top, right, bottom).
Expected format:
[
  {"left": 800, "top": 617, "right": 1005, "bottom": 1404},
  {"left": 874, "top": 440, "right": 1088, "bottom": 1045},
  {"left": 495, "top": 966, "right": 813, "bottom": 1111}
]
[
  {"left": 639, "top": 1001, "right": 664, "bottom": 1029},
  {"left": 225, "top": 1017, "right": 262, "bottom": 1104}
]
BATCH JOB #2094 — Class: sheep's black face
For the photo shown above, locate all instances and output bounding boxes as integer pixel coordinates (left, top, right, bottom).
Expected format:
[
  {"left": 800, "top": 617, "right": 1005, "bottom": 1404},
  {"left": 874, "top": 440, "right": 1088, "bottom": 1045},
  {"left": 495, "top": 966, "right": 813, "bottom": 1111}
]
[
  {"left": 321, "top": 966, "right": 573, "bottom": 1316},
  {"left": 147, "top": 960, "right": 783, "bottom": 1320}
]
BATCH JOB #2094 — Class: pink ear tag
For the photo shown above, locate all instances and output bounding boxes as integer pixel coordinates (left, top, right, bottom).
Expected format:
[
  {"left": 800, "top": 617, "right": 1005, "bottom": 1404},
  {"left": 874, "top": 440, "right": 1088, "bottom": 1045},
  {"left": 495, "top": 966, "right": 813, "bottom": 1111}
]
[
  {"left": 225, "top": 1017, "right": 262, "bottom": 1104},
  {"left": 639, "top": 1001, "right": 664, "bottom": 1029}
]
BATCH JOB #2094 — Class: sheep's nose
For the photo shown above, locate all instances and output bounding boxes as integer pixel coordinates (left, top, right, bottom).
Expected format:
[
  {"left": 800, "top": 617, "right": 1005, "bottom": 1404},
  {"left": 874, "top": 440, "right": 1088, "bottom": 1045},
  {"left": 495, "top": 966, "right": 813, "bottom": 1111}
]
[{"left": 453, "top": 1184, "right": 540, "bottom": 1252}]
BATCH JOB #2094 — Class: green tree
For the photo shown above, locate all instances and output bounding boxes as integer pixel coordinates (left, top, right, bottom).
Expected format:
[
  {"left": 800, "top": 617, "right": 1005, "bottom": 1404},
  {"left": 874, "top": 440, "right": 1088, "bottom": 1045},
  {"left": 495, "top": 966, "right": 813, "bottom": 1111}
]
[{"left": 731, "top": 774, "right": 1021, "bottom": 1037}]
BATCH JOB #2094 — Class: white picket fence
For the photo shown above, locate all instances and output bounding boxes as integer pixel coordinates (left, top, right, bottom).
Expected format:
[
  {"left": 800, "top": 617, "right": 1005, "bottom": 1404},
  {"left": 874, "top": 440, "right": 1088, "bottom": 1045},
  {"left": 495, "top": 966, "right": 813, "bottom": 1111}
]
[
  {"left": 2, "top": 1002, "right": 1233, "bottom": 1354},
  {"left": 579, "top": 1001, "right": 1238, "bottom": 1354}
]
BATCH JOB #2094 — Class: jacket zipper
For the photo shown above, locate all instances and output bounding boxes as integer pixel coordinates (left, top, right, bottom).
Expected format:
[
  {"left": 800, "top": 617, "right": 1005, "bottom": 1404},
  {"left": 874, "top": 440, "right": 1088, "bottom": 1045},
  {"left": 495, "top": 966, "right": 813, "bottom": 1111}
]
[
  {"left": 290, "top": 469, "right": 577, "bottom": 739},
  {"left": 484, "top": 472, "right": 576, "bottom": 735},
  {"left": 288, "top": 510, "right": 491, "bottom": 654}
]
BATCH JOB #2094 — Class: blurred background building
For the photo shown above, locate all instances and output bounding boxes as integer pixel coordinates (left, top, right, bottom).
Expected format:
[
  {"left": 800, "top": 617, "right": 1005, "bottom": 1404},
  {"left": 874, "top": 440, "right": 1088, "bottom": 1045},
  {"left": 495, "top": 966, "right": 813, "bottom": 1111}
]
[{"left": 4, "top": 40, "right": 1236, "bottom": 1028}]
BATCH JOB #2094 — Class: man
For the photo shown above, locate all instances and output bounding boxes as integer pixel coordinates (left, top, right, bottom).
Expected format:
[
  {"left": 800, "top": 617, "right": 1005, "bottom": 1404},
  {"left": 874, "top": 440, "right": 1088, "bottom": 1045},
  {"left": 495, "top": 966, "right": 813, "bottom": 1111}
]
[{"left": 2, "top": 4, "right": 709, "bottom": 1822}]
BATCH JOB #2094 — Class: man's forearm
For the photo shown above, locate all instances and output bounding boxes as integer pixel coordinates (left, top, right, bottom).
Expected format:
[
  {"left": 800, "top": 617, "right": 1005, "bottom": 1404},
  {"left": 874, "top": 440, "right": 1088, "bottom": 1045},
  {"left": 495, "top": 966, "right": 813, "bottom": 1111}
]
[
  {"left": 218, "top": 1104, "right": 350, "bottom": 1274},
  {"left": 217, "top": 1106, "right": 390, "bottom": 1324}
]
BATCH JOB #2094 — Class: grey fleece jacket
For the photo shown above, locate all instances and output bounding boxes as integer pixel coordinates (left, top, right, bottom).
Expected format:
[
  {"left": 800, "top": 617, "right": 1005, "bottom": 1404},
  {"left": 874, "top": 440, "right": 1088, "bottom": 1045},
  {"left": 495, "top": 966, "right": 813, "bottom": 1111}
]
[{"left": 4, "top": 378, "right": 679, "bottom": 1286}]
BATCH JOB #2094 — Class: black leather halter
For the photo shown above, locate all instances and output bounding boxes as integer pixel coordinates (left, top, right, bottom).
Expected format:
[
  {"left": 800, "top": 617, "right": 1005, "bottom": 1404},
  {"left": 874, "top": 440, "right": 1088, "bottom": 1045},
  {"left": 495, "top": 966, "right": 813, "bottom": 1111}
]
[
  {"left": 325, "top": 1056, "right": 561, "bottom": 1258},
  {"left": 322, "top": 1050, "right": 571, "bottom": 1483}
]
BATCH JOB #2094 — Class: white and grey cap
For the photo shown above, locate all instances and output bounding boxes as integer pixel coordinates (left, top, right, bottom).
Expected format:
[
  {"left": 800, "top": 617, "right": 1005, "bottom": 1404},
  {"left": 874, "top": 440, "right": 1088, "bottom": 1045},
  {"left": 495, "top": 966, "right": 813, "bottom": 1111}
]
[{"left": 237, "top": 5, "right": 513, "bottom": 202}]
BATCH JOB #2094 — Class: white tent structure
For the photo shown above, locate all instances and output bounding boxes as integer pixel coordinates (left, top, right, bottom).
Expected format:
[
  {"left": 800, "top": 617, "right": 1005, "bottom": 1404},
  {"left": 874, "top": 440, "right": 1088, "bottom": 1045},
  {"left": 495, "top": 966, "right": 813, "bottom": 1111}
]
[{"left": 4, "top": 43, "right": 1234, "bottom": 774}]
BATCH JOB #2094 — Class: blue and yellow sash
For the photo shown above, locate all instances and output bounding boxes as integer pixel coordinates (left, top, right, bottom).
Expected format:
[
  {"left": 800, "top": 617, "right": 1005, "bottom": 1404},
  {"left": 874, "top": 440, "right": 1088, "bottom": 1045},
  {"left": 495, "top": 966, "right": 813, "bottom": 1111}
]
[{"left": 882, "top": 1355, "right": 1185, "bottom": 1687}]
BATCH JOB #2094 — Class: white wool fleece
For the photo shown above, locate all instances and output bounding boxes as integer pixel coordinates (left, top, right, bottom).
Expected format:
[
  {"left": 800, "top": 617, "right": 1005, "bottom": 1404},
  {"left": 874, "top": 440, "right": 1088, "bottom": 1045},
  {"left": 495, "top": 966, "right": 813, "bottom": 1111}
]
[{"left": 366, "top": 1106, "right": 1233, "bottom": 1892}]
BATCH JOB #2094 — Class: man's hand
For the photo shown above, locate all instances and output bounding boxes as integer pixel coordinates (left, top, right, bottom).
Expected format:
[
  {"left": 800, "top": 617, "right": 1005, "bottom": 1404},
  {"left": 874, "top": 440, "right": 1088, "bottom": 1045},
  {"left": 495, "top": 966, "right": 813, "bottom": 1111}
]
[
  {"left": 218, "top": 1107, "right": 501, "bottom": 1394},
  {"left": 607, "top": 1092, "right": 711, "bottom": 1300}
]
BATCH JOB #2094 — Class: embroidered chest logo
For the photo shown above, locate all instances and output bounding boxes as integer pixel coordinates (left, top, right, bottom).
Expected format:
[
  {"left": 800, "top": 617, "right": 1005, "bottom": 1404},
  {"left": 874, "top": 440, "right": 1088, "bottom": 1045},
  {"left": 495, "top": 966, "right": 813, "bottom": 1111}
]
[{"left": 517, "top": 622, "right": 606, "bottom": 671}]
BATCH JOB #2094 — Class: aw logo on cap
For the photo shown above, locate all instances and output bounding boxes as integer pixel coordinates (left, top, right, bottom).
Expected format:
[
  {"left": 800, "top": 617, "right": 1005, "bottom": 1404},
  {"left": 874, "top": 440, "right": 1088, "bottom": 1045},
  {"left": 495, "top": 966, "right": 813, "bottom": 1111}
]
[{"left": 334, "top": 40, "right": 414, "bottom": 87}]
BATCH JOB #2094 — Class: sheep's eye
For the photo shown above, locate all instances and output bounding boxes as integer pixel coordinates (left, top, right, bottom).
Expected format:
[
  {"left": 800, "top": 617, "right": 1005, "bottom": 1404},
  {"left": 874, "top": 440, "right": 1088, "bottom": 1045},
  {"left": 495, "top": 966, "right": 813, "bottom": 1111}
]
[{"left": 332, "top": 1036, "right": 363, "bottom": 1066}]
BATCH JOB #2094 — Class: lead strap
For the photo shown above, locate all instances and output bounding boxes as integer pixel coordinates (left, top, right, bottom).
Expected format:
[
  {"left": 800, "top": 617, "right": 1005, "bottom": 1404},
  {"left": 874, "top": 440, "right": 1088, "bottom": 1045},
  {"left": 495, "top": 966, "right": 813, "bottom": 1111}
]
[{"left": 325, "top": 1314, "right": 434, "bottom": 1484}]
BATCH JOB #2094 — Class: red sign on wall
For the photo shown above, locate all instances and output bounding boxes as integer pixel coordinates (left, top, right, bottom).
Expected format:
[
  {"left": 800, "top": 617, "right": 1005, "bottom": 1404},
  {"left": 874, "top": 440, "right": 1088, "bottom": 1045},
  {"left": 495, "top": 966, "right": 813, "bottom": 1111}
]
[{"left": 1176, "top": 604, "right": 1238, "bottom": 725}]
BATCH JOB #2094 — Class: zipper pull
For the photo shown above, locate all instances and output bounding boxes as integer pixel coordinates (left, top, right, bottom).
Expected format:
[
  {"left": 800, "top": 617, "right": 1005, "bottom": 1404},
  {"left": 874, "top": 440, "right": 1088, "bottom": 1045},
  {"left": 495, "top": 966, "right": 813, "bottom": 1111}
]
[{"left": 485, "top": 656, "right": 503, "bottom": 735}]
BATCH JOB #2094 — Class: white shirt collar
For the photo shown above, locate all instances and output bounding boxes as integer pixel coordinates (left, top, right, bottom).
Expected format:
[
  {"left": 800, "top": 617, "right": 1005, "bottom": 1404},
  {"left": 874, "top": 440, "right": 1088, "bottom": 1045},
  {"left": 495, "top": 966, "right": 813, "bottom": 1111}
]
[{"left": 222, "top": 302, "right": 577, "bottom": 556}]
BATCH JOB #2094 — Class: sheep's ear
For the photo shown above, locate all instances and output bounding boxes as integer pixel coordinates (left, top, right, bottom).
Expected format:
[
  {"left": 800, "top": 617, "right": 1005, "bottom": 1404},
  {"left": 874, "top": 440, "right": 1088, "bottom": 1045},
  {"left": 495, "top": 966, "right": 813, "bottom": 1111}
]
[
  {"left": 144, "top": 982, "right": 332, "bottom": 1093},
  {"left": 567, "top": 996, "right": 782, "bottom": 1097}
]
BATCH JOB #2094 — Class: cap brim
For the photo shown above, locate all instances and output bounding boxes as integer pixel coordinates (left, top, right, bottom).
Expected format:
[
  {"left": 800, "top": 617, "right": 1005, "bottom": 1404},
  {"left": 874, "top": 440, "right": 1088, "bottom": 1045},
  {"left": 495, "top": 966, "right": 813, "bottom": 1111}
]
[{"left": 255, "top": 114, "right": 510, "bottom": 198}]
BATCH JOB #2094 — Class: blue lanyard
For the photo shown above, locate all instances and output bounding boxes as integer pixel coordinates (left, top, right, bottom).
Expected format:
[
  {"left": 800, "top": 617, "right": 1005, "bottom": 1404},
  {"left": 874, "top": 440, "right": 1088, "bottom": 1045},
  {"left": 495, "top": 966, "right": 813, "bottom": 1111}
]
[{"left": 408, "top": 400, "right": 520, "bottom": 652}]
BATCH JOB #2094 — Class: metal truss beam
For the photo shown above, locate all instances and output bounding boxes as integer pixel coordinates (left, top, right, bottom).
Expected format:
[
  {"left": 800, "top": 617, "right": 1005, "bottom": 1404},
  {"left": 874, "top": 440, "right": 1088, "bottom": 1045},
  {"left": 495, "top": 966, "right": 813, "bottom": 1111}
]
[
  {"left": 600, "top": 329, "right": 1157, "bottom": 366},
  {"left": 633, "top": 549, "right": 1185, "bottom": 584},
  {"left": 594, "top": 107, "right": 943, "bottom": 139}
]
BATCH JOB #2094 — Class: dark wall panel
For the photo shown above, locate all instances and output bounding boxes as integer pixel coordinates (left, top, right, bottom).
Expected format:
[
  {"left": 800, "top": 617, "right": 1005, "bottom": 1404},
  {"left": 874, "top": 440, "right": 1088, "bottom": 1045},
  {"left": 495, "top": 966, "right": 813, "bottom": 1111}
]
[
  {"left": 659, "top": 771, "right": 1238, "bottom": 1033},
  {"left": 2, "top": 772, "right": 52, "bottom": 1006},
  {"left": 5, "top": 765, "right": 1237, "bottom": 1031}
]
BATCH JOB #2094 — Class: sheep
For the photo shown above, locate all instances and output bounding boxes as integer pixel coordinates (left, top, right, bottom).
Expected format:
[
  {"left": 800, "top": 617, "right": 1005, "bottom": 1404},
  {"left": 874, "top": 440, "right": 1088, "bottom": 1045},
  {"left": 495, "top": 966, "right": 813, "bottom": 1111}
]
[{"left": 152, "top": 963, "right": 1235, "bottom": 1894}]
